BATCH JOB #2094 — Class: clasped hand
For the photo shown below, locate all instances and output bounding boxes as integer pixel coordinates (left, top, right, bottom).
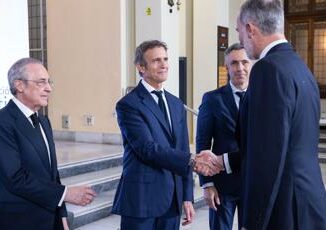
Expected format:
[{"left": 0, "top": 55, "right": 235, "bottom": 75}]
[{"left": 193, "top": 150, "right": 224, "bottom": 176}]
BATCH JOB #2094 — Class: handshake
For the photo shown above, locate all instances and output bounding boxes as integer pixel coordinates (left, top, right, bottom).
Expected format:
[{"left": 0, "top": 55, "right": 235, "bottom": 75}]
[{"left": 191, "top": 150, "right": 224, "bottom": 176}]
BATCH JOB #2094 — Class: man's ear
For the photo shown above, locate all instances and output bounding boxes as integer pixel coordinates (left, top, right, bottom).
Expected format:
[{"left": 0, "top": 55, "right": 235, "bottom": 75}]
[
  {"left": 136, "top": 64, "right": 145, "bottom": 75},
  {"left": 246, "top": 23, "right": 255, "bottom": 39},
  {"left": 14, "top": 80, "right": 24, "bottom": 93},
  {"left": 225, "top": 64, "right": 229, "bottom": 73}
]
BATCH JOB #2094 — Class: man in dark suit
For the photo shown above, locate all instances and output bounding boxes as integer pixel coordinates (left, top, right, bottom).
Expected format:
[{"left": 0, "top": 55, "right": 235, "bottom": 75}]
[
  {"left": 196, "top": 43, "right": 251, "bottom": 230},
  {"left": 112, "top": 40, "right": 223, "bottom": 230},
  {"left": 0, "top": 58, "right": 96, "bottom": 230},
  {"left": 231, "top": 0, "right": 326, "bottom": 229}
]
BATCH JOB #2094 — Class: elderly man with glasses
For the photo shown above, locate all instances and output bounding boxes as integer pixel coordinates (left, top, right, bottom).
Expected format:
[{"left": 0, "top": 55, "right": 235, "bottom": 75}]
[{"left": 0, "top": 57, "right": 96, "bottom": 230}]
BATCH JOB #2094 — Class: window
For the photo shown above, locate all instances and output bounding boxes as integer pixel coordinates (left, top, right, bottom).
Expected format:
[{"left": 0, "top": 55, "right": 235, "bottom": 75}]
[
  {"left": 28, "top": 0, "right": 47, "bottom": 67},
  {"left": 28, "top": 0, "right": 48, "bottom": 114},
  {"left": 285, "top": 0, "right": 326, "bottom": 97}
]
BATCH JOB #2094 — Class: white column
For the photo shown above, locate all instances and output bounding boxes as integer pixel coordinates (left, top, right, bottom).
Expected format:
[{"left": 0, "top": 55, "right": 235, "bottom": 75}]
[
  {"left": 135, "top": 0, "right": 180, "bottom": 96},
  {"left": 121, "top": 0, "right": 127, "bottom": 96},
  {"left": 192, "top": 0, "right": 230, "bottom": 140},
  {"left": 0, "top": 0, "right": 29, "bottom": 108}
]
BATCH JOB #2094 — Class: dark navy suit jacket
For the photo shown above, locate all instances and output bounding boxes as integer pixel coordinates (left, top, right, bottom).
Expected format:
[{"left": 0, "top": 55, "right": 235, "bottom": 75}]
[
  {"left": 233, "top": 43, "right": 326, "bottom": 229},
  {"left": 112, "top": 81, "right": 193, "bottom": 218},
  {"left": 0, "top": 100, "right": 67, "bottom": 230},
  {"left": 196, "top": 84, "right": 241, "bottom": 196}
]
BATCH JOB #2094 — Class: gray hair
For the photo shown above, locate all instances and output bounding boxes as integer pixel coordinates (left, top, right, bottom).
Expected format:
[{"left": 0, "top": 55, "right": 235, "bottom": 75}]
[
  {"left": 134, "top": 40, "right": 168, "bottom": 77},
  {"left": 7, "top": 57, "right": 42, "bottom": 95},
  {"left": 224, "top": 43, "right": 245, "bottom": 59},
  {"left": 239, "top": 0, "right": 284, "bottom": 35}
]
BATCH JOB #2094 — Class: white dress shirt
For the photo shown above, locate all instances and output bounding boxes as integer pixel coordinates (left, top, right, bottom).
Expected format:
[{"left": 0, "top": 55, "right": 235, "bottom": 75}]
[
  {"left": 259, "top": 39, "right": 288, "bottom": 59},
  {"left": 141, "top": 79, "right": 172, "bottom": 129}
]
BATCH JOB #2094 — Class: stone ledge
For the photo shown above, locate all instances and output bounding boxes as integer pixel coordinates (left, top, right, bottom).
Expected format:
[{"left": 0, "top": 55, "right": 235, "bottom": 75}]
[{"left": 53, "top": 130, "right": 122, "bottom": 145}]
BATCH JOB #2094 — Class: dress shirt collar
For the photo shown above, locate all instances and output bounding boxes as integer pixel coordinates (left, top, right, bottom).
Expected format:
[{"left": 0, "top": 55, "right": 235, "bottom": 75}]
[
  {"left": 12, "top": 97, "right": 36, "bottom": 119},
  {"left": 229, "top": 81, "right": 246, "bottom": 93},
  {"left": 259, "top": 39, "right": 288, "bottom": 59},
  {"left": 141, "top": 79, "right": 165, "bottom": 95}
]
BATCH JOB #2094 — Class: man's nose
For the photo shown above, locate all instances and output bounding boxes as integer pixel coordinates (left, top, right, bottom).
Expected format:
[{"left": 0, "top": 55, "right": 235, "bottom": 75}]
[
  {"left": 45, "top": 83, "right": 52, "bottom": 92},
  {"left": 238, "top": 62, "right": 246, "bottom": 71},
  {"left": 161, "top": 60, "right": 168, "bottom": 66}
]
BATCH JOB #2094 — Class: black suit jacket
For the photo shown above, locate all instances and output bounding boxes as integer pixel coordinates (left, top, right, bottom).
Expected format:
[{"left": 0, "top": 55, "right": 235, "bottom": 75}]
[
  {"left": 196, "top": 84, "right": 241, "bottom": 196},
  {"left": 0, "top": 100, "right": 66, "bottom": 230},
  {"left": 112, "top": 81, "right": 193, "bottom": 218},
  {"left": 235, "top": 43, "right": 326, "bottom": 229}
]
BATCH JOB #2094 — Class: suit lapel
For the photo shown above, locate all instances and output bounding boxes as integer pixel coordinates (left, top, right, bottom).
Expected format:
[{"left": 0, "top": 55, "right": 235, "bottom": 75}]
[
  {"left": 39, "top": 116, "right": 58, "bottom": 178},
  {"left": 222, "top": 84, "right": 238, "bottom": 118},
  {"left": 165, "top": 92, "right": 178, "bottom": 136},
  {"left": 136, "top": 83, "right": 173, "bottom": 140},
  {"left": 8, "top": 101, "right": 52, "bottom": 174}
]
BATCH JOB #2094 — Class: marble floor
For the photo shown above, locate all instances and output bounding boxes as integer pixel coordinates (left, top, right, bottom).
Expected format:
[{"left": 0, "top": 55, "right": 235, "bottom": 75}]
[{"left": 55, "top": 141, "right": 123, "bottom": 166}]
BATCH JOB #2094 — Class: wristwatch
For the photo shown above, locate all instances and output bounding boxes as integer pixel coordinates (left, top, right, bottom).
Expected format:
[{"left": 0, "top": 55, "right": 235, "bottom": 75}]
[{"left": 189, "top": 153, "right": 196, "bottom": 168}]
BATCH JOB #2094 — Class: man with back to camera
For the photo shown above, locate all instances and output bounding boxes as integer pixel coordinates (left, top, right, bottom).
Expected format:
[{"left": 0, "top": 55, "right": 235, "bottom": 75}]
[
  {"left": 196, "top": 43, "right": 252, "bottom": 230},
  {"left": 0, "top": 58, "right": 97, "bottom": 230},
  {"left": 227, "top": 0, "right": 326, "bottom": 229},
  {"left": 112, "top": 40, "right": 224, "bottom": 230}
]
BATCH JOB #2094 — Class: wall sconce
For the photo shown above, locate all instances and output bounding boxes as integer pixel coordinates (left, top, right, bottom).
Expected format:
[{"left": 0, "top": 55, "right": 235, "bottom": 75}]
[
  {"left": 167, "top": 0, "right": 182, "bottom": 12},
  {"left": 176, "top": 0, "right": 181, "bottom": 10}
]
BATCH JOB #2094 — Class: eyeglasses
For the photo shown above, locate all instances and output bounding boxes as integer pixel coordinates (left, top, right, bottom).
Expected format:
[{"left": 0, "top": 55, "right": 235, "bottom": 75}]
[{"left": 21, "top": 79, "right": 54, "bottom": 87}]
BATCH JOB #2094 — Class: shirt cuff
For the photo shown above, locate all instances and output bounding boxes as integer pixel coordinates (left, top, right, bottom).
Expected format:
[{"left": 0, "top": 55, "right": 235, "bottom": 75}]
[
  {"left": 58, "top": 186, "right": 67, "bottom": 207},
  {"left": 223, "top": 153, "right": 232, "bottom": 174},
  {"left": 201, "top": 182, "right": 214, "bottom": 189}
]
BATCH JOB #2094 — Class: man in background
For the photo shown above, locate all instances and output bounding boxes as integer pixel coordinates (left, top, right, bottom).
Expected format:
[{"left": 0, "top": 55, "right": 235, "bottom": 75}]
[
  {"left": 0, "top": 58, "right": 96, "bottom": 230},
  {"left": 197, "top": 43, "right": 251, "bottom": 230}
]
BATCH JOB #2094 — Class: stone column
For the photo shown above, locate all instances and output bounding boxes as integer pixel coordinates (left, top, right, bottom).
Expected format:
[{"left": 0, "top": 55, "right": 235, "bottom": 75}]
[{"left": 135, "top": 0, "right": 180, "bottom": 96}]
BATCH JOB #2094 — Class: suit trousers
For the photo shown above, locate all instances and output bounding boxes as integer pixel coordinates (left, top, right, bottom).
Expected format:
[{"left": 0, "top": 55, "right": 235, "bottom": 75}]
[
  {"left": 209, "top": 194, "right": 241, "bottom": 230},
  {"left": 120, "top": 191, "right": 180, "bottom": 230}
]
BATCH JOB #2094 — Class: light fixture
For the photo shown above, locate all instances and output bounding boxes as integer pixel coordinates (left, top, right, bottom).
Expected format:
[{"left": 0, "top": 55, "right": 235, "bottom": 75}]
[
  {"left": 176, "top": 0, "right": 181, "bottom": 10},
  {"left": 167, "top": 0, "right": 182, "bottom": 12},
  {"left": 168, "top": 0, "right": 174, "bottom": 8}
]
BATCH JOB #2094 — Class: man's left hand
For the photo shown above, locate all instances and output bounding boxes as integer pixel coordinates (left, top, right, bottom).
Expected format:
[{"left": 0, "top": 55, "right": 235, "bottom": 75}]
[{"left": 182, "top": 201, "right": 195, "bottom": 226}]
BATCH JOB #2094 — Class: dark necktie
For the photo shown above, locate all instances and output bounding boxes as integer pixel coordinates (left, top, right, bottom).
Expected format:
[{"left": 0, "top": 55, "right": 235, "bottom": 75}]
[
  {"left": 235, "top": 91, "right": 245, "bottom": 145},
  {"left": 235, "top": 91, "right": 245, "bottom": 109},
  {"left": 151, "top": 90, "right": 170, "bottom": 127},
  {"left": 30, "top": 113, "right": 51, "bottom": 167},
  {"left": 30, "top": 113, "right": 39, "bottom": 128}
]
